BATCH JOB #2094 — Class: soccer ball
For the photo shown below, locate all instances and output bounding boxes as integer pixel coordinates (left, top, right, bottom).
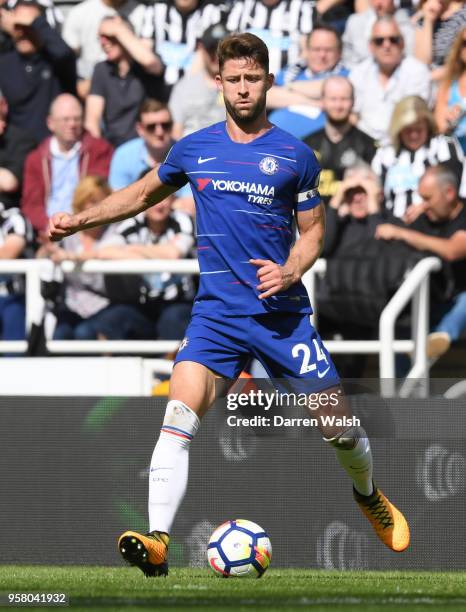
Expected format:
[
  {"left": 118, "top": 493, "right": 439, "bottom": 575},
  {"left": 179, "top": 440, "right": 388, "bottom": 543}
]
[{"left": 207, "top": 519, "right": 272, "bottom": 578}]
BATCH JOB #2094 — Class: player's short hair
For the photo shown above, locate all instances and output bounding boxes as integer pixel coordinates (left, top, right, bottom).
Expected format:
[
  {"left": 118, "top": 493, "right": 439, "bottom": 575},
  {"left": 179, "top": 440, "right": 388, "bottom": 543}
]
[
  {"left": 138, "top": 98, "right": 170, "bottom": 119},
  {"left": 218, "top": 32, "right": 269, "bottom": 74},
  {"left": 72, "top": 176, "right": 112, "bottom": 214}
]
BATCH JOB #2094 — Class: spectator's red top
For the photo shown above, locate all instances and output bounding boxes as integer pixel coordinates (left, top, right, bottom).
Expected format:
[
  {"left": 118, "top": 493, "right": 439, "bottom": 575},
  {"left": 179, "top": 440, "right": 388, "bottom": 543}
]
[{"left": 20, "top": 132, "right": 113, "bottom": 232}]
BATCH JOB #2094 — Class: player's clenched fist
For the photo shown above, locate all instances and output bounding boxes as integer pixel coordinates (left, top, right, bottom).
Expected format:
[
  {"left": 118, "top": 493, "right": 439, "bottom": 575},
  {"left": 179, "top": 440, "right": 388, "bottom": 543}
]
[
  {"left": 48, "top": 212, "right": 79, "bottom": 242},
  {"left": 250, "top": 258, "right": 296, "bottom": 299}
]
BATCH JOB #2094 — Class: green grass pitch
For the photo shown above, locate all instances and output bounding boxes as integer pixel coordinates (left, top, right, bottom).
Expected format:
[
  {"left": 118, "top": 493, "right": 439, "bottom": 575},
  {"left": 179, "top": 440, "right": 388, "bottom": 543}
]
[{"left": 0, "top": 567, "right": 466, "bottom": 611}]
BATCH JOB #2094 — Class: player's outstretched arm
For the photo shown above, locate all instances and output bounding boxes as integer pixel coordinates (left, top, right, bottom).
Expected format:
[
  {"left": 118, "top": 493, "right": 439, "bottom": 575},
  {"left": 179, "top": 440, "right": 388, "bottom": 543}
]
[
  {"left": 48, "top": 169, "right": 177, "bottom": 242},
  {"left": 251, "top": 203, "right": 325, "bottom": 299}
]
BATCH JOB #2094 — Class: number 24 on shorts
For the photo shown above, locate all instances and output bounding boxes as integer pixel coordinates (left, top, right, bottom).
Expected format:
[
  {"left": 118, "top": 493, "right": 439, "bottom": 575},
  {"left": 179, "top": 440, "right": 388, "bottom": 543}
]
[{"left": 292, "top": 339, "right": 329, "bottom": 375}]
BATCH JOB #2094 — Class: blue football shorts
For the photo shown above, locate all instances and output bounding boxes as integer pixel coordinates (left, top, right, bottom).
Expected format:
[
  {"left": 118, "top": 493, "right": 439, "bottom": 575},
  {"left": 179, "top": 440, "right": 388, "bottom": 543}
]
[{"left": 174, "top": 312, "right": 340, "bottom": 390}]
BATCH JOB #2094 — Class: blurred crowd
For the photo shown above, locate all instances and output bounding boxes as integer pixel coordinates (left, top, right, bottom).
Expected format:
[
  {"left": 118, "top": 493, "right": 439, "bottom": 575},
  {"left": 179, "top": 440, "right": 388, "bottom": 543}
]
[{"left": 0, "top": 0, "right": 466, "bottom": 367}]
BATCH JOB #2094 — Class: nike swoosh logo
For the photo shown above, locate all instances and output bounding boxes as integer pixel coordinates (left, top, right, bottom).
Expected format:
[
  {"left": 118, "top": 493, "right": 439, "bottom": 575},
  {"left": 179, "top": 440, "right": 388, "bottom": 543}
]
[
  {"left": 150, "top": 467, "right": 173, "bottom": 472},
  {"left": 198, "top": 156, "right": 217, "bottom": 164},
  {"left": 317, "top": 366, "right": 331, "bottom": 379}
]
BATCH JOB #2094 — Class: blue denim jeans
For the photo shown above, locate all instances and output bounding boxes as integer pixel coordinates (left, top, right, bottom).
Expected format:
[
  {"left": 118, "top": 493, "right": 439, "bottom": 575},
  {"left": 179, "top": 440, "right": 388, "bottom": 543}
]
[
  {"left": 95, "top": 302, "right": 192, "bottom": 340},
  {"left": 433, "top": 291, "right": 466, "bottom": 341},
  {"left": 0, "top": 294, "right": 25, "bottom": 341},
  {"left": 53, "top": 304, "right": 148, "bottom": 340},
  {"left": 53, "top": 302, "right": 192, "bottom": 341}
]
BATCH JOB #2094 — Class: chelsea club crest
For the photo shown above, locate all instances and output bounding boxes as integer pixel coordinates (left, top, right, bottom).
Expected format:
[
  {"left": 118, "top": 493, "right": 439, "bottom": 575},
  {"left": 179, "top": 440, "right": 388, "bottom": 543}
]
[{"left": 259, "top": 156, "right": 279, "bottom": 175}]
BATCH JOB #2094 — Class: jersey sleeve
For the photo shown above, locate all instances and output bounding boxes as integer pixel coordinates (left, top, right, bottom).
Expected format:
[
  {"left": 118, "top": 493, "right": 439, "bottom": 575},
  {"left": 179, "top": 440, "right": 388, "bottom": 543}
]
[
  {"left": 294, "top": 145, "right": 322, "bottom": 211},
  {"left": 157, "top": 139, "right": 189, "bottom": 188}
]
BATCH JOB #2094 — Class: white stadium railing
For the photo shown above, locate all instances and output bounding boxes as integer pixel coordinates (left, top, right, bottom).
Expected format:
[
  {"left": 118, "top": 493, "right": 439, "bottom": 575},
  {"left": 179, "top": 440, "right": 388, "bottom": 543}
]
[{"left": 0, "top": 256, "right": 442, "bottom": 392}]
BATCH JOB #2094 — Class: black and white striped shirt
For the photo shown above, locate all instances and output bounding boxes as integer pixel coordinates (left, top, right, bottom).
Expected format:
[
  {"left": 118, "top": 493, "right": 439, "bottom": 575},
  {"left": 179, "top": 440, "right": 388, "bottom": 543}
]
[
  {"left": 225, "top": 0, "right": 315, "bottom": 75},
  {"left": 432, "top": 7, "right": 466, "bottom": 68},
  {"left": 0, "top": 206, "right": 34, "bottom": 295},
  {"left": 144, "top": 0, "right": 228, "bottom": 86},
  {"left": 371, "top": 135, "right": 466, "bottom": 218},
  {"left": 116, "top": 210, "right": 196, "bottom": 302}
]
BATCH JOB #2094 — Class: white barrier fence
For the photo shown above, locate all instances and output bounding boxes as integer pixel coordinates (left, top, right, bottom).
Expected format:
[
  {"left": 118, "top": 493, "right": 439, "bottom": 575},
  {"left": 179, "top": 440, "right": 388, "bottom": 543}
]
[{"left": 0, "top": 257, "right": 442, "bottom": 392}]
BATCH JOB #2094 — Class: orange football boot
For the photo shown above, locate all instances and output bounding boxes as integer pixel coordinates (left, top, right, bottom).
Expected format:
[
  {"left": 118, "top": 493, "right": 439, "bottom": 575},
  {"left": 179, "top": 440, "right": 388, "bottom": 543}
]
[
  {"left": 118, "top": 530, "right": 169, "bottom": 576},
  {"left": 354, "top": 484, "right": 410, "bottom": 552}
]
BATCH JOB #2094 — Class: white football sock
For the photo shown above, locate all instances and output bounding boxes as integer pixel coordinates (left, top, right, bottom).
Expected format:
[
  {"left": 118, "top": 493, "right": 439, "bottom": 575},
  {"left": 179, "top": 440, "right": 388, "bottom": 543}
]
[
  {"left": 148, "top": 400, "right": 200, "bottom": 534},
  {"left": 326, "top": 427, "right": 374, "bottom": 497}
]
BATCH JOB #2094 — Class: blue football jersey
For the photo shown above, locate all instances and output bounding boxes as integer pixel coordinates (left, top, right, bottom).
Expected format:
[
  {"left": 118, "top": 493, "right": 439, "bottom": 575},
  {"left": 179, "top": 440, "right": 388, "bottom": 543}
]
[{"left": 157, "top": 121, "right": 322, "bottom": 316}]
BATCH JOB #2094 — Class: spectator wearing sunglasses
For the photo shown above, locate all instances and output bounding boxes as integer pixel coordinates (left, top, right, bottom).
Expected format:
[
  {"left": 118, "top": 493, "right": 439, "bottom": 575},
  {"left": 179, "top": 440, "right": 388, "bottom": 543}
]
[
  {"left": 349, "top": 17, "right": 431, "bottom": 143},
  {"left": 342, "top": 0, "right": 414, "bottom": 69},
  {"left": 85, "top": 15, "right": 166, "bottom": 147},
  {"left": 109, "top": 98, "right": 173, "bottom": 190}
]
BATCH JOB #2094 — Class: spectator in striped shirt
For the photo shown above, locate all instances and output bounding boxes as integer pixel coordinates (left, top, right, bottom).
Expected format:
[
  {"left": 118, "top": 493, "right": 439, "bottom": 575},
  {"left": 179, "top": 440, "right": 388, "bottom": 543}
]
[
  {"left": 74, "top": 193, "right": 196, "bottom": 342},
  {"left": 0, "top": 204, "right": 34, "bottom": 344},
  {"left": 145, "top": 0, "right": 228, "bottom": 88},
  {"left": 376, "top": 164, "right": 466, "bottom": 361},
  {"left": 413, "top": 0, "right": 466, "bottom": 80},
  {"left": 39, "top": 175, "right": 146, "bottom": 341},
  {"left": 225, "top": 0, "right": 314, "bottom": 76},
  {"left": 372, "top": 95, "right": 466, "bottom": 220}
]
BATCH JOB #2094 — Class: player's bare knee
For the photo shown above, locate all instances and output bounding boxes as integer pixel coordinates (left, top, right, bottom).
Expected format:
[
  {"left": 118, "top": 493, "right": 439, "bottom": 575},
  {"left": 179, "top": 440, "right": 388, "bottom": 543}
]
[
  {"left": 324, "top": 426, "right": 368, "bottom": 450},
  {"left": 169, "top": 361, "right": 218, "bottom": 416}
]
